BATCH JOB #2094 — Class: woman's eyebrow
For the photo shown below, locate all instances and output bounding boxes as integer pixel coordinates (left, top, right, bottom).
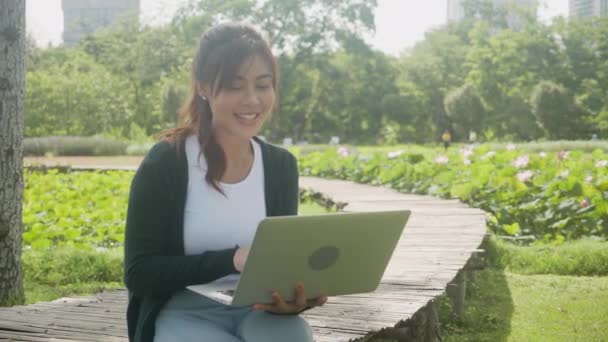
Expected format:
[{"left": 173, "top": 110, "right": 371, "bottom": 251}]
[{"left": 235, "top": 74, "right": 273, "bottom": 81}]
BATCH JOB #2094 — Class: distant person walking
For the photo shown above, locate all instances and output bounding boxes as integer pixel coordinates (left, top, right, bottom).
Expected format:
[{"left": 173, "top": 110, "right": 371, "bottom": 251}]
[{"left": 441, "top": 129, "right": 452, "bottom": 151}]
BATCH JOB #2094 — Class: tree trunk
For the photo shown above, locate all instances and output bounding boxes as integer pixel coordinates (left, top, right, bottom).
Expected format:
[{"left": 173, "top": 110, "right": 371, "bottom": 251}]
[{"left": 0, "top": 0, "right": 26, "bottom": 306}]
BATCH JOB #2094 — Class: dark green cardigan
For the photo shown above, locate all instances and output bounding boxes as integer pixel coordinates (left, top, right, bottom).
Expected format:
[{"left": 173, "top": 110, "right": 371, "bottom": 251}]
[{"left": 124, "top": 136, "right": 299, "bottom": 342}]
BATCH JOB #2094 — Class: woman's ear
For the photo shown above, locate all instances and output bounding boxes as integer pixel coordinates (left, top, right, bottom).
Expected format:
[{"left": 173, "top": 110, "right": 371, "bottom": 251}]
[{"left": 196, "top": 83, "right": 210, "bottom": 100}]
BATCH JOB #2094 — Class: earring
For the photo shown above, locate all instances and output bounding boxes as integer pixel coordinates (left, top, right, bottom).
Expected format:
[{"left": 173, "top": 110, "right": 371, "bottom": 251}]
[{"left": 199, "top": 93, "right": 207, "bottom": 101}]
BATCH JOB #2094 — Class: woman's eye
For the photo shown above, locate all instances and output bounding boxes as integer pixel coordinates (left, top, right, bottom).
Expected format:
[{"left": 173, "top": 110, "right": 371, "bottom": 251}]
[{"left": 256, "top": 84, "right": 271, "bottom": 89}]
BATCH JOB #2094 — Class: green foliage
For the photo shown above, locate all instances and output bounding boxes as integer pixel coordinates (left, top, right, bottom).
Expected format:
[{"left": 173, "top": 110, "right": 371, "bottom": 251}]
[
  {"left": 299, "top": 144, "right": 608, "bottom": 241},
  {"left": 23, "top": 1, "right": 608, "bottom": 143},
  {"left": 23, "top": 170, "right": 132, "bottom": 249},
  {"left": 25, "top": 49, "right": 132, "bottom": 137},
  {"left": 174, "top": 0, "right": 377, "bottom": 56},
  {"left": 482, "top": 140, "right": 608, "bottom": 153},
  {"left": 530, "top": 81, "right": 585, "bottom": 139},
  {"left": 444, "top": 83, "right": 486, "bottom": 137},
  {"left": 22, "top": 170, "right": 330, "bottom": 250},
  {"left": 24, "top": 136, "right": 129, "bottom": 156}
]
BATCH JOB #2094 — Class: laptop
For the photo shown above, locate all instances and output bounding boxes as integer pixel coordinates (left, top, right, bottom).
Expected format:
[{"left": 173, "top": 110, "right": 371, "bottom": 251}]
[{"left": 186, "top": 210, "right": 410, "bottom": 306}]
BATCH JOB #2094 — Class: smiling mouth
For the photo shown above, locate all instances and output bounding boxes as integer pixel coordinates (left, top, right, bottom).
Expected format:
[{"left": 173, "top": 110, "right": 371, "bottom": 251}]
[{"left": 234, "top": 112, "right": 260, "bottom": 121}]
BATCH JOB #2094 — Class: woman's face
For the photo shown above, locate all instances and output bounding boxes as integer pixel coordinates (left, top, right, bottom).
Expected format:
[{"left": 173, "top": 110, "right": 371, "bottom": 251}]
[{"left": 202, "top": 54, "right": 275, "bottom": 141}]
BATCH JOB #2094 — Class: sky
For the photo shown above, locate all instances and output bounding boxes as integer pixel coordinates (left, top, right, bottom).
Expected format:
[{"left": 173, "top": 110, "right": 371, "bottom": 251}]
[{"left": 26, "top": 0, "right": 569, "bottom": 56}]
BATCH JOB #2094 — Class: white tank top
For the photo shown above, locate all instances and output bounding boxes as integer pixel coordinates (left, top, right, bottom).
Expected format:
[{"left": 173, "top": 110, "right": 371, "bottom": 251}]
[{"left": 183, "top": 135, "right": 266, "bottom": 256}]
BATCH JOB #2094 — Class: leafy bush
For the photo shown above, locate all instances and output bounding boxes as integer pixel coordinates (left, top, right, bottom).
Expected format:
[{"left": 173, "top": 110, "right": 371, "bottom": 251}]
[
  {"left": 531, "top": 81, "right": 587, "bottom": 139},
  {"left": 299, "top": 144, "right": 608, "bottom": 242},
  {"left": 445, "top": 83, "right": 486, "bottom": 138},
  {"left": 25, "top": 50, "right": 133, "bottom": 137},
  {"left": 483, "top": 140, "right": 608, "bottom": 153},
  {"left": 24, "top": 136, "right": 128, "bottom": 156},
  {"left": 125, "top": 142, "right": 154, "bottom": 156},
  {"left": 23, "top": 169, "right": 132, "bottom": 249},
  {"left": 22, "top": 169, "right": 329, "bottom": 250}
]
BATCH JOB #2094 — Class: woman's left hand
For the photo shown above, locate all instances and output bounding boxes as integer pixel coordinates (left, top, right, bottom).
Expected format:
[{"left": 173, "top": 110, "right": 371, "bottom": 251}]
[{"left": 252, "top": 283, "right": 327, "bottom": 314}]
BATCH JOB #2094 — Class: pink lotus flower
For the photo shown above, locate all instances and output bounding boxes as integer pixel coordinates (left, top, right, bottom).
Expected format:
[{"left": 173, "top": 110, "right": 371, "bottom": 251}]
[
  {"left": 513, "top": 155, "right": 530, "bottom": 169},
  {"left": 387, "top": 150, "right": 404, "bottom": 159},
  {"left": 580, "top": 199, "right": 590, "bottom": 208},
  {"left": 517, "top": 170, "right": 534, "bottom": 183},
  {"left": 506, "top": 143, "right": 516, "bottom": 151},
  {"left": 460, "top": 146, "right": 474, "bottom": 158},
  {"left": 435, "top": 155, "right": 449, "bottom": 165},
  {"left": 596, "top": 160, "right": 608, "bottom": 168},
  {"left": 483, "top": 151, "right": 496, "bottom": 159},
  {"left": 557, "top": 150, "right": 569, "bottom": 161},
  {"left": 337, "top": 146, "right": 350, "bottom": 157}
]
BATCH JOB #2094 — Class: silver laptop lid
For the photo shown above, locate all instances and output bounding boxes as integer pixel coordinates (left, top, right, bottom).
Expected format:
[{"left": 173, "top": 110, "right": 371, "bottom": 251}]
[{"left": 231, "top": 210, "right": 410, "bottom": 306}]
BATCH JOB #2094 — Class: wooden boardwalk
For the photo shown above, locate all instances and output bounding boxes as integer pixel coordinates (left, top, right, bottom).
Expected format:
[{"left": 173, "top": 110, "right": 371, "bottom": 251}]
[{"left": 1, "top": 172, "right": 487, "bottom": 341}]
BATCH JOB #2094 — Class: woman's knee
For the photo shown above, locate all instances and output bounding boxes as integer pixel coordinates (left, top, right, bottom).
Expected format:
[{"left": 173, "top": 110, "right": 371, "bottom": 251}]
[
  {"left": 238, "top": 311, "right": 313, "bottom": 342},
  {"left": 154, "top": 312, "right": 242, "bottom": 342}
]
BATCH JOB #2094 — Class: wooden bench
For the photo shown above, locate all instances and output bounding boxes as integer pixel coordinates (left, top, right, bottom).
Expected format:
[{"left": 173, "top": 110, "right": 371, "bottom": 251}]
[{"left": 0, "top": 174, "right": 487, "bottom": 341}]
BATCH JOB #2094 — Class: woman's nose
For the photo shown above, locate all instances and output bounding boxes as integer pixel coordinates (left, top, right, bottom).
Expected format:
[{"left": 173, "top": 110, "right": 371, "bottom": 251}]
[{"left": 243, "top": 87, "right": 261, "bottom": 106}]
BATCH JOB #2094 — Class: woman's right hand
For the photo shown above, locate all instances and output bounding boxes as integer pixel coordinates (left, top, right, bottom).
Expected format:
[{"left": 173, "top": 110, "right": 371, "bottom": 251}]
[{"left": 233, "top": 246, "right": 250, "bottom": 272}]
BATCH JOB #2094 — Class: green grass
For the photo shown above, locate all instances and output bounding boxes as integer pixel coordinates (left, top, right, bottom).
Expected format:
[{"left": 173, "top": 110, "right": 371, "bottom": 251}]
[
  {"left": 24, "top": 281, "right": 124, "bottom": 305},
  {"left": 438, "top": 270, "right": 608, "bottom": 342},
  {"left": 437, "top": 238, "right": 608, "bottom": 341},
  {"left": 489, "top": 238, "right": 608, "bottom": 276},
  {"left": 22, "top": 247, "right": 123, "bottom": 304},
  {"left": 299, "top": 201, "right": 333, "bottom": 215},
  {"left": 363, "top": 238, "right": 608, "bottom": 341}
]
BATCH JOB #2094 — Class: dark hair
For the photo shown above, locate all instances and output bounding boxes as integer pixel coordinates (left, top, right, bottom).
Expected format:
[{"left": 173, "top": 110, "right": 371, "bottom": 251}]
[{"left": 158, "top": 22, "right": 278, "bottom": 194}]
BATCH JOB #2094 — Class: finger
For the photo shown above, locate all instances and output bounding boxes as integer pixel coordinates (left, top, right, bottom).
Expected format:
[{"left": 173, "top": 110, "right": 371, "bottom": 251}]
[
  {"left": 271, "top": 291, "right": 289, "bottom": 311},
  {"left": 295, "top": 283, "right": 307, "bottom": 308},
  {"left": 252, "top": 303, "right": 275, "bottom": 311},
  {"left": 307, "top": 295, "right": 328, "bottom": 307}
]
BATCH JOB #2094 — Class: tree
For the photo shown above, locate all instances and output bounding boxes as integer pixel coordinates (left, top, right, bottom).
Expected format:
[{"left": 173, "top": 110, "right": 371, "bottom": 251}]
[
  {"left": 464, "top": 19, "right": 563, "bottom": 138},
  {"left": 80, "top": 21, "right": 190, "bottom": 135},
  {"left": 398, "top": 27, "right": 470, "bottom": 140},
  {"left": 0, "top": 0, "right": 25, "bottom": 306},
  {"left": 444, "top": 83, "right": 486, "bottom": 139},
  {"left": 25, "top": 50, "right": 133, "bottom": 137},
  {"left": 530, "top": 81, "right": 585, "bottom": 139}
]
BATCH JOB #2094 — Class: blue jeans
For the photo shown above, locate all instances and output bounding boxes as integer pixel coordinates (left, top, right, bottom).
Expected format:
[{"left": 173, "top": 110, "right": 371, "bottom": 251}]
[{"left": 154, "top": 290, "right": 313, "bottom": 342}]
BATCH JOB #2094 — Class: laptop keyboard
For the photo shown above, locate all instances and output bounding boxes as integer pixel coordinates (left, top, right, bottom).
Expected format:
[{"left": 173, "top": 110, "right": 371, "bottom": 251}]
[{"left": 219, "top": 289, "right": 235, "bottom": 297}]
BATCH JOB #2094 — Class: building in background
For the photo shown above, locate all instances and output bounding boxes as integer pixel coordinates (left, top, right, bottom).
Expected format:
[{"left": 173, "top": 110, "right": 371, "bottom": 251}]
[
  {"left": 569, "top": 0, "right": 608, "bottom": 18},
  {"left": 62, "top": 0, "right": 140, "bottom": 46},
  {"left": 447, "top": 0, "right": 467, "bottom": 22},
  {"left": 447, "top": 0, "right": 538, "bottom": 29}
]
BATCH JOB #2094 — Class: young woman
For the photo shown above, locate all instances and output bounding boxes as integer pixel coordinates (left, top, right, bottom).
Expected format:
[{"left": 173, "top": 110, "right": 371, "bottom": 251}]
[{"left": 124, "top": 22, "right": 327, "bottom": 342}]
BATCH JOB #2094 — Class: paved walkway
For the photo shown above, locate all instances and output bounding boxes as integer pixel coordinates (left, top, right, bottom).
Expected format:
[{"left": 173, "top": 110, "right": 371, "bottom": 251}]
[{"left": 2, "top": 165, "right": 487, "bottom": 341}]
